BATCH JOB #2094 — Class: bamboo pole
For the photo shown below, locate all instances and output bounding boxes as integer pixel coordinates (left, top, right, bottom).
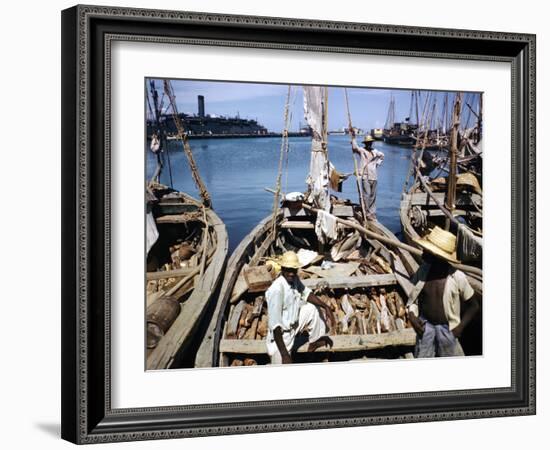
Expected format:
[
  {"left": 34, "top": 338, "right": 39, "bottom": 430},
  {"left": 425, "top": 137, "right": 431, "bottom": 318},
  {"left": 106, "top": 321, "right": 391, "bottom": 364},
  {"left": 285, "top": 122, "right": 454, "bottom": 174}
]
[
  {"left": 344, "top": 88, "right": 368, "bottom": 223},
  {"left": 446, "top": 93, "right": 462, "bottom": 219}
]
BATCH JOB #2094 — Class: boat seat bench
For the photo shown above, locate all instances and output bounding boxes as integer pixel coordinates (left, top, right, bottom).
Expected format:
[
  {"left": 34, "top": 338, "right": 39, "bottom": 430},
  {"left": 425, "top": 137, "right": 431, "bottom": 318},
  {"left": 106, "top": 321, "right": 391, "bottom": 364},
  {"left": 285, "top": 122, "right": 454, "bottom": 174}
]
[{"left": 219, "top": 329, "right": 416, "bottom": 354}]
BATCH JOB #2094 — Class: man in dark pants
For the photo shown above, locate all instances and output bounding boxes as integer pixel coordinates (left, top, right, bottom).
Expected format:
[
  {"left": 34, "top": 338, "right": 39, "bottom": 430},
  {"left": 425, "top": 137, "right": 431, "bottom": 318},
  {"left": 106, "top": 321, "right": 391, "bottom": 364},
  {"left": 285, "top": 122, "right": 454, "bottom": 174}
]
[
  {"left": 351, "top": 135, "right": 384, "bottom": 220},
  {"left": 407, "top": 226, "right": 480, "bottom": 357}
]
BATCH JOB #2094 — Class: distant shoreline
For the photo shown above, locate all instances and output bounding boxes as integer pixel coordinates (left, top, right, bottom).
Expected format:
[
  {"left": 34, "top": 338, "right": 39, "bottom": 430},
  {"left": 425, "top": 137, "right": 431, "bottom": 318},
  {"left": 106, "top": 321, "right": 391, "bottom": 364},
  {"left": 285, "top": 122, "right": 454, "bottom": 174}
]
[{"left": 160, "top": 132, "right": 310, "bottom": 140}]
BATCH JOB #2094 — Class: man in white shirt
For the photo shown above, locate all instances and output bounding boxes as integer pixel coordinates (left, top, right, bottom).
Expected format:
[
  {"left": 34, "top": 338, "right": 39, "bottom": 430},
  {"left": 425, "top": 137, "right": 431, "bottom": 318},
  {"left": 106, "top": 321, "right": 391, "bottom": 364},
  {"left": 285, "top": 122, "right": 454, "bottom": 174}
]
[
  {"left": 265, "top": 251, "right": 335, "bottom": 364},
  {"left": 406, "top": 226, "right": 480, "bottom": 357},
  {"left": 351, "top": 134, "right": 384, "bottom": 220}
]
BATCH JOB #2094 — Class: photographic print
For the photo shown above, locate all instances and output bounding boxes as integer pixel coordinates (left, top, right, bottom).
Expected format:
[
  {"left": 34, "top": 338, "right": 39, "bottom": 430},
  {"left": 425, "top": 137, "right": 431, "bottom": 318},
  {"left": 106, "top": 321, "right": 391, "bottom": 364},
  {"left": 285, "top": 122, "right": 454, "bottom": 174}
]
[
  {"left": 61, "top": 6, "right": 535, "bottom": 442},
  {"left": 144, "top": 79, "right": 483, "bottom": 370}
]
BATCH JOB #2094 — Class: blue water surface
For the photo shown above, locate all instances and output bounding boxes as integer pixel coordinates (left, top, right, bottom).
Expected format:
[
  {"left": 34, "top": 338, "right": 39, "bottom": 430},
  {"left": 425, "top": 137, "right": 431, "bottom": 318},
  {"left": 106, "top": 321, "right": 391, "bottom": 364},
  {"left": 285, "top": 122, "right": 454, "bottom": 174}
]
[{"left": 146, "top": 136, "right": 413, "bottom": 252}]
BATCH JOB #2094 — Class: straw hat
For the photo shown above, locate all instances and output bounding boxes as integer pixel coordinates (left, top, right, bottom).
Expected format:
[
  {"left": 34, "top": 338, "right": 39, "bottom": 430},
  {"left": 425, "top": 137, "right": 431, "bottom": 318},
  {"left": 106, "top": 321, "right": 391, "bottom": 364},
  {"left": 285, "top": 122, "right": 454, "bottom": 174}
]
[
  {"left": 363, "top": 135, "right": 375, "bottom": 144},
  {"left": 457, "top": 172, "right": 482, "bottom": 194},
  {"left": 414, "top": 226, "right": 460, "bottom": 263},
  {"left": 279, "top": 251, "right": 301, "bottom": 269}
]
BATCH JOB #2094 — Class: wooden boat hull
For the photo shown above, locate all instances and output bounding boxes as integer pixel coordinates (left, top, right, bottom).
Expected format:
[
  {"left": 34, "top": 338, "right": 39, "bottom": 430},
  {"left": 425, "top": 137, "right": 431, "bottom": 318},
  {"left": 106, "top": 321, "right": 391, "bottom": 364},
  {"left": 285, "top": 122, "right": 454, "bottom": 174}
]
[
  {"left": 146, "top": 188, "right": 228, "bottom": 370},
  {"left": 199, "top": 207, "right": 421, "bottom": 367}
]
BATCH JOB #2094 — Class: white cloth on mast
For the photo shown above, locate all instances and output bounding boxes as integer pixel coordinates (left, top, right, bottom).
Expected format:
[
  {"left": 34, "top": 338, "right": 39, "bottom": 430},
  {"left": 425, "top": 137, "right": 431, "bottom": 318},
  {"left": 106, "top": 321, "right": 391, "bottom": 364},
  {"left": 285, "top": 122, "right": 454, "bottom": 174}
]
[
  {"left": 146, "top": 212, "right": 159, "bottom": 255},
  {"left": 315, "top": 210, "right": 338, "bottom": 244},
  {"left": 303, "top": 86, "right": 323, "bottom": 141},
  {"left": 303, "top": 86, "right": 331, "bottom": 213},
  {"left": 456, "top": 223, "right": 482, "bottom": 263}
]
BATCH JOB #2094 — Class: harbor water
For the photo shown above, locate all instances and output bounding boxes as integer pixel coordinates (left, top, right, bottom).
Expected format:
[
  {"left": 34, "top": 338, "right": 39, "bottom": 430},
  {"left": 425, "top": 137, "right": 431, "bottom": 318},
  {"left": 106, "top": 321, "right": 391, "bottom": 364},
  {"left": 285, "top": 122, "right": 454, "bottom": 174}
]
[{"left": 146, "top": 135, "right": 413, "bottom": 252}]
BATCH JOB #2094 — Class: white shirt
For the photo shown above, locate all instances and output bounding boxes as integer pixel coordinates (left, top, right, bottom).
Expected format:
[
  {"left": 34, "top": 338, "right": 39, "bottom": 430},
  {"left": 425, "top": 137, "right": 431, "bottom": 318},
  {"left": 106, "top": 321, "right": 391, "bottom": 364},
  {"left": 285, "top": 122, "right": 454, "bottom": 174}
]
[
  {"left": 150, "top": 136, "right": 161, "bottom": 153},
  {"left": 265, "top": 276, "right": 312, "bottom": 335},
  {"left": 352, "top": 138, "right": 384, "bottom": 181}
]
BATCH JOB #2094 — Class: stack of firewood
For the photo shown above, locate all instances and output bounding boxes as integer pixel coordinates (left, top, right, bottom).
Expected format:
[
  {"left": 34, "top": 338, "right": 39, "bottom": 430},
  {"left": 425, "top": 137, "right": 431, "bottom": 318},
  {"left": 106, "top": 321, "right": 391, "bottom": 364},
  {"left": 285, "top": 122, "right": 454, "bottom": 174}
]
[
  {"left": 226, "top": 296, "right": 268, "bottom": 340},
  {"left": 226, "top": 286, "right": 410, "bottom": 342},
  {"left": 146, "top": 240, "right": 199, "bottom": 295},
  {"left": 317, "top": 288, "right": 410, "bottom": 335}
]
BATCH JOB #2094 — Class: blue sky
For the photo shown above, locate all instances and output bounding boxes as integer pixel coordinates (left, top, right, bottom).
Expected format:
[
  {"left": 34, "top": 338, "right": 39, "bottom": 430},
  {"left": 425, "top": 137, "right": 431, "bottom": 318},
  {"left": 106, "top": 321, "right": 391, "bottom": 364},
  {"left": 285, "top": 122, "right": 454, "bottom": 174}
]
[{"left": 147, "top": 78, "right": 481, "bottom": 133}]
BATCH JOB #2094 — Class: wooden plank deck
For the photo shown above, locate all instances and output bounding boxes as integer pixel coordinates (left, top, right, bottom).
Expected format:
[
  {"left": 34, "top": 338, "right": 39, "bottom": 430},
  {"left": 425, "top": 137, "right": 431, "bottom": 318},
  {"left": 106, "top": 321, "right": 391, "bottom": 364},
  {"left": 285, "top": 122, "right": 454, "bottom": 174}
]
[
  {"left": 220, "top": 329, "right": 416, "bottom": 354},
  {"left": 301, "top": 273, "right": 397, "bottom": 289}
]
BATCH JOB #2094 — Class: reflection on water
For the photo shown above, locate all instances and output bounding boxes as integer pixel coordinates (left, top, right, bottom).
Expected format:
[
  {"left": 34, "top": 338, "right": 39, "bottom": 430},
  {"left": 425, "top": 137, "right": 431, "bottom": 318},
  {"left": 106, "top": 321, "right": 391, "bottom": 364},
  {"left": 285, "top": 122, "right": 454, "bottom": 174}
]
[{"left": 146, "top": 135, "right": 412, "bottom": 252}]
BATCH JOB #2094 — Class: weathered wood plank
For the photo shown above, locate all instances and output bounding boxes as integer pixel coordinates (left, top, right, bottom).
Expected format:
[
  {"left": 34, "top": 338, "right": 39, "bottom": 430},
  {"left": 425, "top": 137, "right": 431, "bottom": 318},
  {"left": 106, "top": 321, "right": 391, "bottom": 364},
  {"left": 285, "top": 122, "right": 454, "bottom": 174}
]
[
  {"left": 219, "top": 329, "right": 416, "bottom": 354},
  {"left": 156, "top": 214, "right": 202, "bottom": 224},
  {"left": 156, "top": 203, "right": 199, "bottom": 215},
  {"left": 302, "top": 273, "right": 397, "bottom": 290},
  {"left": 283, "top": 207, "right": 307, "bottom": 217},
  {"left": 425, "top": 208, "right": 468, "bottom": 217},
  {"left": 226, "top": 301, "right": 246, "bottom": 338},
  {"left": 280, "top": 220, "right": 315, "bottom": 229},
  {"left": 146, "top": 267, "right": 195, "bottom": 281},
  {"left": 331, "top": 204, "right": 354, "bottom": 217}
]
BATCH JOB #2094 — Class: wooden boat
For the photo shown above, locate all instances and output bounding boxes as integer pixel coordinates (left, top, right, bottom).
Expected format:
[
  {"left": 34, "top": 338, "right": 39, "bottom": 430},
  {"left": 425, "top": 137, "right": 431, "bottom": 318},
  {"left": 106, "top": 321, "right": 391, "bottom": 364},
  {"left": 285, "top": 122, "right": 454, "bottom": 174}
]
[
  {"left": 399, "top": 178, "right": 482, "bottom": 293},
  {"left": 145, "top": 183, "right": 228, "bottom": 370},
  {"left": 195, "top": 200, "right": 421, "bottom": 367},
  {"left": 399, "top": 93, "right": 483, "bottom": 294},
  {"left": 196, "top": 86, "right": 421, "bottom": 367}
]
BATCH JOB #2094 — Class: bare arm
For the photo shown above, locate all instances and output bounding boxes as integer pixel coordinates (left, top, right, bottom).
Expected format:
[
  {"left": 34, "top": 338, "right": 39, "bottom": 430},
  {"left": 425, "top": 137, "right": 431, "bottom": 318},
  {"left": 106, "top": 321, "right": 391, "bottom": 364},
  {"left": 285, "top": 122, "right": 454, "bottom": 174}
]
[
  {"left": 452, "top": 272, "right": 479, "bottom": 338},
  {"left": 408, "top": 310, "right": 425, "bottom": 337},
  {"left": 307, "top": 292, "right": 336, "bottom": 331},
  {"left": 351, "top": 137, "right": 362, "bottom": 155},
  {"left": 452, "top": 296, "right": 480, "bottom": 338},
  {"left": 377, "top": 150, "right": 384, "bottom": 165}
]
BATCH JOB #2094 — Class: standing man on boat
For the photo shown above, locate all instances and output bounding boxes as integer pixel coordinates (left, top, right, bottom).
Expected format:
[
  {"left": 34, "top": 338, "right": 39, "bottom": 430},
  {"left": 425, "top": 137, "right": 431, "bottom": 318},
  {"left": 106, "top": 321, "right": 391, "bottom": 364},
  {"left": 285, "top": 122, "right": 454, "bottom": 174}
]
[
  {"left": 265, "top": 251, "right": 335, "bottom": 364},
  {"left": 406, "top": 226, "right": 479, "bottom": 357},
  {"left": 351, "top": 135, "right": 384, "bottom": 220}
]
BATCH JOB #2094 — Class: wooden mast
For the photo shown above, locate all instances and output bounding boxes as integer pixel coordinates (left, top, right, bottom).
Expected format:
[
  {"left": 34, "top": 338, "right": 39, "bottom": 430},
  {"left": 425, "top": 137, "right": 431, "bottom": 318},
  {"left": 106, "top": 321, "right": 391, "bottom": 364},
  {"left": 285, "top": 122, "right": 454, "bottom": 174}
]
[
  {"left": 445, "top": 92, "right": 462, "bottom": 226},
  {"left": 163, "top": 80, "right": 212, "bottom": 208}
]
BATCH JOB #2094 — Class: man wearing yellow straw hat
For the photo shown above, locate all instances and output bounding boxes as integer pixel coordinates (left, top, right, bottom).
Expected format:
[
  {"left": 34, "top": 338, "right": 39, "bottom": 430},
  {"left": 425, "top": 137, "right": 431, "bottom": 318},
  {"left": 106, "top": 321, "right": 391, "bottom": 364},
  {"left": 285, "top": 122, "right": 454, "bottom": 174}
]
[
  {"left": 265, "top": 251, "right": 335, "bottom": 364},
  {"left": 406, "top": 226, "right": 479, "bottom": 358},
  {"left": 351, "top": 134, "right": 384, "bottom": 220}
]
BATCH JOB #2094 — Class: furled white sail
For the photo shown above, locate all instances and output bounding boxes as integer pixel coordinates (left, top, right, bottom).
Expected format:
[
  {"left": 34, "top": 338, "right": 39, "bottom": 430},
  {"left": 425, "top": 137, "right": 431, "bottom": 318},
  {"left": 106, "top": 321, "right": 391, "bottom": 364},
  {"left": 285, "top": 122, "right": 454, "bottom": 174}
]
[{"left": 303, "top": 86, "right": 331, "bottom": 213}]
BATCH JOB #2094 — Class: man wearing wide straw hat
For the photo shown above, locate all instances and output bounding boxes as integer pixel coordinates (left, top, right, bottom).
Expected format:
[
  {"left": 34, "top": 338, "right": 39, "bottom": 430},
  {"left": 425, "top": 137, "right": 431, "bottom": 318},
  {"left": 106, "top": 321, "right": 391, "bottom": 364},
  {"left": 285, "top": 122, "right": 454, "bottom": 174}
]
[
  {"left": 351, "top": 134, "right": 384, "bottom": 220},
  {"left": 265, "top": 251, "right": 335, "bottom": 364},
  {"left": 406, "top": 226, "right": 480, "bottom": 358}
]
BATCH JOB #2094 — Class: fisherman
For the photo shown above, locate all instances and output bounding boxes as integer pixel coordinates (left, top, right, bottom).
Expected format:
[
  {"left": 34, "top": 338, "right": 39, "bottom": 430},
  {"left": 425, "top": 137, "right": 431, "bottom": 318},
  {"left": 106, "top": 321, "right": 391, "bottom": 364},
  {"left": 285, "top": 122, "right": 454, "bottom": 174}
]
[
  {"left": 265, "top": 251, "right": 335, "bottom": 364},
  {"left": 351, "top": 134, "right": 385, "bottom": 220},
  {"left": 406, "top": 226, "right": 479, "bottom": 358}
]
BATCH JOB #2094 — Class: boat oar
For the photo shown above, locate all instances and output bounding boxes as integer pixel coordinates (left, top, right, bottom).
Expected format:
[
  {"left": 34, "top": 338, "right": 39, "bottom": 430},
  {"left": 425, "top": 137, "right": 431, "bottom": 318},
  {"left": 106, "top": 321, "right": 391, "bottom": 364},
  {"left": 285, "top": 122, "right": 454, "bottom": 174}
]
[{"left": 300, "top": 203, "right": 423, "bottom": 257}]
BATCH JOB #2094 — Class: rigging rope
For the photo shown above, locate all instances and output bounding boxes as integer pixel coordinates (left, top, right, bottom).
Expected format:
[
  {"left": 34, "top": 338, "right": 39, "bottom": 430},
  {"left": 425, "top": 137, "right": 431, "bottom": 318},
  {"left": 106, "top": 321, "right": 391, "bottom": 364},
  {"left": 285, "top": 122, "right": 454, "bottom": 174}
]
[
  {"left": 271, "top": 85, "right": 292, "bottom": 235},
  {"left": 163, "top": 80, "right": 212, "bottom": 207}
]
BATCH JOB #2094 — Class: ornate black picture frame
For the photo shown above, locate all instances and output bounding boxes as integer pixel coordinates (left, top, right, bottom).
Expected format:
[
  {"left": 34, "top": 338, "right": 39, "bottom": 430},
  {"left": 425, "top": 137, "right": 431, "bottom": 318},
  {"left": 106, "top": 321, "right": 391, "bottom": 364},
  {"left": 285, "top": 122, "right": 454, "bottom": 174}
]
[{"left": 61, "top": 4, "right": 536, "bottom": 444}]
